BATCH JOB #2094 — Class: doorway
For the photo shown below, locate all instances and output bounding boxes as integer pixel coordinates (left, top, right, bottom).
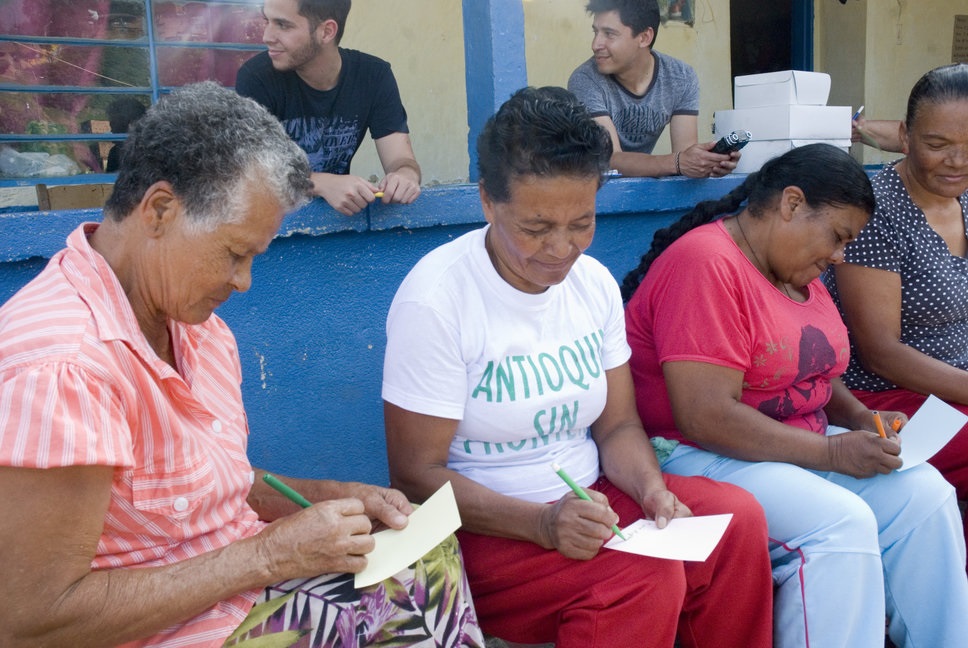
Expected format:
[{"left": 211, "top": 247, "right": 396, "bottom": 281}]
[{"left": 730, "top": 0, "right": 814, "bottom": 80}]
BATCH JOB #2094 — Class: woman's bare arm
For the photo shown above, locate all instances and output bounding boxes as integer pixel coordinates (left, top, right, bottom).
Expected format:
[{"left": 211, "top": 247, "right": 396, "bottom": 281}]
[{"left": 0, "top": 464, "right": 374, "bottom": 647}]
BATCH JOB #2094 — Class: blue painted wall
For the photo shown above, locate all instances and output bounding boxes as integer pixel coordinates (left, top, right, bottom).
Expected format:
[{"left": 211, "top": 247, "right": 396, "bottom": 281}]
[
  {"left": 461, "top": 0, "right": 527, "bottom": 181},
  {"left": 0, "top": 177, "right": 746, "bottom": 484}
]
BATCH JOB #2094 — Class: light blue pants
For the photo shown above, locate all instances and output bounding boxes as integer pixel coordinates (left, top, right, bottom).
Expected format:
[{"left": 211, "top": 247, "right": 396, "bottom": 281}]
[{"left": 662, "top": 435, "right": 968, "bottom": 648}]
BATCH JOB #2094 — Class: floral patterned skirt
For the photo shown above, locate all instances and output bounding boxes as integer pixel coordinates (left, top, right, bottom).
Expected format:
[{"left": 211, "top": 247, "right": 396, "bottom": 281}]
[{"left": 228, "top": 534, "right": 484, "bottom": 647}]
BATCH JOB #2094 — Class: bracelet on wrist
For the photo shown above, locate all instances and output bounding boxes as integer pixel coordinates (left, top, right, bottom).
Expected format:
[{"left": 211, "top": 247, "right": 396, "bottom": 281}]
[{"left": 674, "top": 151, "right": 682, "bottom": 176}]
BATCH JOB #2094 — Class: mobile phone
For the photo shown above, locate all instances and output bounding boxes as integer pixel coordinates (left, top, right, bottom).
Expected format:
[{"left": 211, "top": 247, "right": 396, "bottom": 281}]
[{"left": 711, "top": 130, "right": 752, "bottom": 154}]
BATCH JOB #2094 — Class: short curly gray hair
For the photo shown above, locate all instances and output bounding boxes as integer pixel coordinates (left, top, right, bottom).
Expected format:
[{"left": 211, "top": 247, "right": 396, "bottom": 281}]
[{"left": 104, "top": 82, "right": 313, "bottom": 230}]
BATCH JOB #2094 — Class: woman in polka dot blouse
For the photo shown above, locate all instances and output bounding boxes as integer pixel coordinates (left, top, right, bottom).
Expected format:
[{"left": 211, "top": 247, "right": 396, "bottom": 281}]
[{"left": 825, "top": 63, "right": 968, "bottom": 560}]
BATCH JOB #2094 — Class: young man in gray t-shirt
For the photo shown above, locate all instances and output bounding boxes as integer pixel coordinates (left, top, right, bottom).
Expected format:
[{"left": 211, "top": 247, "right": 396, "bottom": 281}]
[{"left": 567, "top": 0, "right": 738, "bottom": 178}]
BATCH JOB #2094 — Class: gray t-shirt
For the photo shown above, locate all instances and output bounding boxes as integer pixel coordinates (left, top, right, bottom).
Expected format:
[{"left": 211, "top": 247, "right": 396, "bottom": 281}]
[{"left": 567, "top": 50, "right": 699, "bottom": 154}]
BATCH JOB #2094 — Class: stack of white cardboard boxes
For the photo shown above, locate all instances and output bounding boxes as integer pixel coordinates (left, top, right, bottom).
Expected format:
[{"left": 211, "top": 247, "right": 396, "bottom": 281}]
[{"left": 713, "top": 71, "right": 852, "bottom": 174}]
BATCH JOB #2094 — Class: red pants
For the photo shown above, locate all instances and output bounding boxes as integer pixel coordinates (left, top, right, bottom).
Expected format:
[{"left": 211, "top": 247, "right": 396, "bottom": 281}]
[
  {"left": 457, "top": 474, "right": 772, "bottom": 648},
  {"left": 853, "top": 388, "right": 968, "bottom": 560}
]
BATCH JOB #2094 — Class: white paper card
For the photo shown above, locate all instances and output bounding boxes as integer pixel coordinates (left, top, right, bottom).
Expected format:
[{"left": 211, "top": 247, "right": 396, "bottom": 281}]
[
  {"left": 604, "top": 513, "right": 733, "bottom": 561},
  {"left": 897, "top": 395, "right": 968, "bottom": 471},
  {"left": 354, "top": 481, "right": 461, "bottom": 588}
]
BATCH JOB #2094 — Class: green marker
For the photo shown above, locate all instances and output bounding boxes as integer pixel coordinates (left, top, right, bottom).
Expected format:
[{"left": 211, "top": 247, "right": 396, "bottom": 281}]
[
  {"left": 263, "top": 472, "right": 313, "bottom": 509},
  {"left": 551, "top": 462, "right": 627, "bottom": 540}
]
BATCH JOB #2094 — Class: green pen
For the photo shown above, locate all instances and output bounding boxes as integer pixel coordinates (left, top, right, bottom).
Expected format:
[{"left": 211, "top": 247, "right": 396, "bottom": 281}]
[
  {"left": 551, "top": 462, "right": 627, "bottom": 540},
  {"left": 263, "top": 472, "right": 313, "bottom": 509}
]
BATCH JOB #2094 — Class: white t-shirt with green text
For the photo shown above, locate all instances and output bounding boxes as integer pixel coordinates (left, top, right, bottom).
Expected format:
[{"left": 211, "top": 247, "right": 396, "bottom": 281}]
[{"left": 383, "top": 226, "right": 631, "bottom": 503}]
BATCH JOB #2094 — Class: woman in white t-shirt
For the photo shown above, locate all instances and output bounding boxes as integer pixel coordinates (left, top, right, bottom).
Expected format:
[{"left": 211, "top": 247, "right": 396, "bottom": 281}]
[{"left": 381, "top": 86, "right": 773, "bottom": 648}]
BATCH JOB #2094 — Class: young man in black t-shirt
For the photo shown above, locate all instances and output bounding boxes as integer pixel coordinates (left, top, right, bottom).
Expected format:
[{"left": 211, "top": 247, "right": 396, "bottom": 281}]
[{"left": 237, "top": 0, "right": 421, "bottom": 215}]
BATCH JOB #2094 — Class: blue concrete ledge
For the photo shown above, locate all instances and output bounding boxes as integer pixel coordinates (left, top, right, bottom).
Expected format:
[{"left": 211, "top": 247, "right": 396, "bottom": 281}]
[{"left": 1, "top": 174, "right": 745, "bottom": 263}]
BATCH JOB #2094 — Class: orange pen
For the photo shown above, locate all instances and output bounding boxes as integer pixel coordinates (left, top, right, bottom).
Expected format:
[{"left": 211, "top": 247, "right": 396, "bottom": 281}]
[{"left": 872, "top": 411, "right": 888, "bottom": 439}]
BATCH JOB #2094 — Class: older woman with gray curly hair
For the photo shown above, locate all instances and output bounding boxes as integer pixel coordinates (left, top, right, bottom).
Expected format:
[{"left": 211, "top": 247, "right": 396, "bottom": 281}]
[{"left": 0, "top": 82, "right": 482, "bottom": 648}]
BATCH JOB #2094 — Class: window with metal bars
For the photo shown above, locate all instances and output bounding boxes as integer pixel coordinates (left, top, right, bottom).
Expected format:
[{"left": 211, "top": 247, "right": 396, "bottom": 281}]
[{"left": 0, "top": 0, "right": 264, "bottom": 182}]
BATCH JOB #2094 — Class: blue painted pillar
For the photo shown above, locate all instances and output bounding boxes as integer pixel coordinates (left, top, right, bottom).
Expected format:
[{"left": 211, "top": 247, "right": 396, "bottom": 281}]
[
  {"left": 791, "top": 0, "right": 814, "bottom": 71},
  {"left": 462, "top": 0, "right": 528, "bottom": 181}
]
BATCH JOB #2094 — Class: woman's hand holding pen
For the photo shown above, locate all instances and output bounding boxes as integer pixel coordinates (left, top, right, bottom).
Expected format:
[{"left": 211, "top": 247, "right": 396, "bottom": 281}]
[
  {"left": 826, "top": 429, "right": 902, "bottom": 479},
  {"left": 538, "top": 490, "right": 619, "bottom": 561},
  {"left": 872, "top": 410, "right": 907, "bottom": 439},
  {"left": 255, "top": 498, "right": 376, "bottom": 579}
]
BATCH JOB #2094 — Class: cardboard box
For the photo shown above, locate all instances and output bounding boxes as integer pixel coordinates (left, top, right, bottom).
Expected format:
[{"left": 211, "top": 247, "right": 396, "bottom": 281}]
[
  {"left": 714, "top": 105, "right": 851, "bottom": 141},
  {"left": 734, "top": 139, "right": 851, "bottom": 175},
  {"left": 35, "top": 183, "right": 114, "bottom": 211},
  {"left": 734, "top": 70, "right": 831, "bottom": 108}
]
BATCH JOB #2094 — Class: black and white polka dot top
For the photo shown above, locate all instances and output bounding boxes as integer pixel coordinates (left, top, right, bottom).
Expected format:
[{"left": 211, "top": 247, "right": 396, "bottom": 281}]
[{"left": 824, "top": 160, "right": 968, "bottom": 392}]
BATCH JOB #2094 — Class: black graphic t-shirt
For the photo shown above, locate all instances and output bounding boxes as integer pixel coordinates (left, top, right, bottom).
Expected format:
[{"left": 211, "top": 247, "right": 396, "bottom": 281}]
[{"left": 236, "top": 48, "right": 409, "bottom": 174}]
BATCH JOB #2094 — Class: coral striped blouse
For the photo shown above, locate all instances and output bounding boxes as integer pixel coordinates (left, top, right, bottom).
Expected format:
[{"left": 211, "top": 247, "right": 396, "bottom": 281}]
[{"left": 0, "top": 223, "right": 267, "bottom": 647}]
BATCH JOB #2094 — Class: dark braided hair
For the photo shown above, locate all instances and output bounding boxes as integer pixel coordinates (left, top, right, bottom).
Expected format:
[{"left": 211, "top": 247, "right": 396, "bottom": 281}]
[{"left": 620, "top": 143, "right": 875, "bottom": 302}]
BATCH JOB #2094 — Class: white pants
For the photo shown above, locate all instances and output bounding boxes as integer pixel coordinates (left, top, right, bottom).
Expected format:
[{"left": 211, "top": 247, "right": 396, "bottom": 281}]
[{"left": 661, "top": 433, "right": 968, "bottom": 648}]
